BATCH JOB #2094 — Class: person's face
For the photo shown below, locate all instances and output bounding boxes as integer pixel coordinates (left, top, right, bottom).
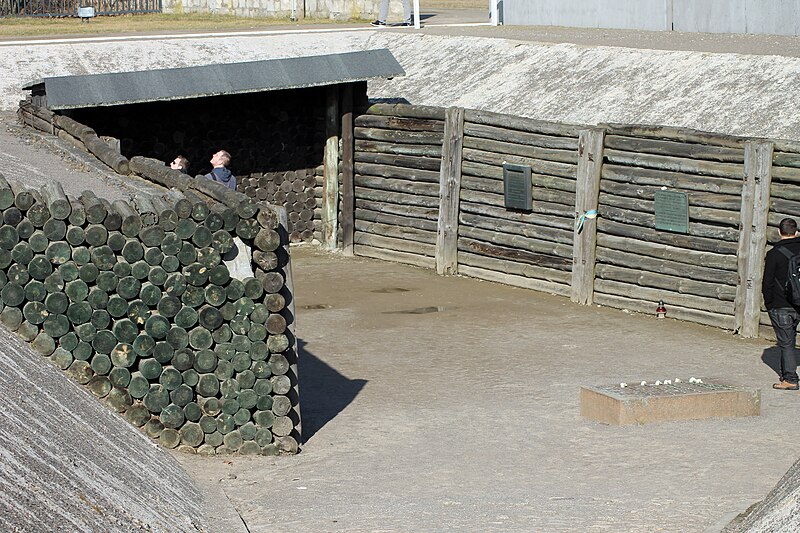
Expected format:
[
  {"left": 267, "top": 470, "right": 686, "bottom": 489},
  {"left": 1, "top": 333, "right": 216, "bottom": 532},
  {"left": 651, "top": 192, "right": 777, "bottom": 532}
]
[
  {"left": 210, "top": 151, "right": 224, "bottom": 166},
  {"left": 170, "top": 158, "right": 184, "bottom": 170}
]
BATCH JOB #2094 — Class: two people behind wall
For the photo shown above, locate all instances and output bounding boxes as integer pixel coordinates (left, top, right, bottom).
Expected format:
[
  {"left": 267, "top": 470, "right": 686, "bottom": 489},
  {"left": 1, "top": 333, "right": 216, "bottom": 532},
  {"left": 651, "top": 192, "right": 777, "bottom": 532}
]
[
  {"left": 371, "top": 0, "right": 412, "bottom": 26},
  {"left": 169, "top": 150, "right": 237, "bottom": 191}
]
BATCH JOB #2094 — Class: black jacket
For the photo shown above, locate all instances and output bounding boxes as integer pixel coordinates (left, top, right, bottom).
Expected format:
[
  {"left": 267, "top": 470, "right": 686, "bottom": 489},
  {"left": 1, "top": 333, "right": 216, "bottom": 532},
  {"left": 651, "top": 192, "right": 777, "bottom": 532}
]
[{"left": 762, "top": 236, "right": 800, "bottom": 309}]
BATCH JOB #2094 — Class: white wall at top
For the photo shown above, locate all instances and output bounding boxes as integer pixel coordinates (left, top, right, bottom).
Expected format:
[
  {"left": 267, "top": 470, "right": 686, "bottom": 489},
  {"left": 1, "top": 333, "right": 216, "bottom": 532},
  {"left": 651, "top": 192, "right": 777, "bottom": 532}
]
[
  {"left": 502, "top": 0, "right": 669, "bottom": 31},
  {"left": 503, "top": 0, "right": 800, "bottom": 36}
]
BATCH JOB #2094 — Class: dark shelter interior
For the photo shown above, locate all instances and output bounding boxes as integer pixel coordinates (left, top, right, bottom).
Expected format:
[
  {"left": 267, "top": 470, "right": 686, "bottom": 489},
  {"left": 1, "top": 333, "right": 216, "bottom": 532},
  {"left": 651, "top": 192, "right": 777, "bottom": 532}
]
[{"left": 64, "top": 88, "right": 327, "bottom": 179}]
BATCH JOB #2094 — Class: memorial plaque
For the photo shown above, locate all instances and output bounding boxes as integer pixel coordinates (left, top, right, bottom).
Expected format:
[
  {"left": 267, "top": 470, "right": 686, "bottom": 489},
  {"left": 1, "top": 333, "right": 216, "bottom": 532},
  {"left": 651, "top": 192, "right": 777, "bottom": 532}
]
[
  {"left": 654, "top": 190, "right": 689, "bottom": 233},
  {"left": 503, "top": 163, "right": 532, "bottom": 212}
]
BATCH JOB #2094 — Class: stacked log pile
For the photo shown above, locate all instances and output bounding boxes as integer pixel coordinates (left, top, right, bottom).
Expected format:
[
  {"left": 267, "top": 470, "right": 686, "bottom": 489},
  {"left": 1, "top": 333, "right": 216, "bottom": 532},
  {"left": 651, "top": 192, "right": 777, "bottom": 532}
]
[
  {"left": 593, "top": 125, "right": 745, "bottom": 329},
  {"left": 457, "top": 110, "right": 581, "bottom": 297},
  {"left": 238, "top": 169, "right": 318, "bottom": 242},
  {"left": 0, "top": 170, "right": 299, "bottom": 455},
  {"left": 350, "top": 104, "right": 445, "bottom": 269}
]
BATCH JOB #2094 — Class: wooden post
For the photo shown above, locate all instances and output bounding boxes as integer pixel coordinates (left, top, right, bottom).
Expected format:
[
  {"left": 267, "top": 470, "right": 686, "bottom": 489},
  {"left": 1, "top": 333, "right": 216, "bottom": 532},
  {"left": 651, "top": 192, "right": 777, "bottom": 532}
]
[
  {"left": 322, "top": 85, "right": 340, "bottom": 250},
  {"left": 435, "top": 107, "right": 465, "bottom": 275},
  {"left": 735, "top": 140, "right": 774, "bottom": 338},
  {"left": 571, "top": 128, "right": 606, "bottom": 305},
  {"left": 341, "top": 84, "right": 355, "bottom": 256}
]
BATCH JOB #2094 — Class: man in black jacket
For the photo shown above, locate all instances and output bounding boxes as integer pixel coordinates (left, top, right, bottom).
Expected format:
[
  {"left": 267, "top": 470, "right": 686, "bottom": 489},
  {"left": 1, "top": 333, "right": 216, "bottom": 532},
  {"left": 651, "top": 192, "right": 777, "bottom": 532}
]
[{"left": 762, "top": 217, "right": 800, "bottom": 390}]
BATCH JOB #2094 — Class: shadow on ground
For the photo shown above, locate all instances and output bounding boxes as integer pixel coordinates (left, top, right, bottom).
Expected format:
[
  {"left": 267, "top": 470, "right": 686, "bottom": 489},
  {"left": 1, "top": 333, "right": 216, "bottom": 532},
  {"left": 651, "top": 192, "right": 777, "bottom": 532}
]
[
  {"left": 298, "top": 338, "right": 367, "bottom": 442},
  {"left": 761, "top": 346, "right": 782, "bottom": 377}
]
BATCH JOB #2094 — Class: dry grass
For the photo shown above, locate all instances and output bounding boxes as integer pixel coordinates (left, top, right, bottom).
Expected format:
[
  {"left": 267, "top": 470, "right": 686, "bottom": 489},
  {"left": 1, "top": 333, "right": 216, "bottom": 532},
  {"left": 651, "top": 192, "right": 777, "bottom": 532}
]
[
  {"left": 0, "top": 1, "right": 486, "bottom": 38},
  {"left": 0, "top": 13, "right": 349, "bottom": 38}
]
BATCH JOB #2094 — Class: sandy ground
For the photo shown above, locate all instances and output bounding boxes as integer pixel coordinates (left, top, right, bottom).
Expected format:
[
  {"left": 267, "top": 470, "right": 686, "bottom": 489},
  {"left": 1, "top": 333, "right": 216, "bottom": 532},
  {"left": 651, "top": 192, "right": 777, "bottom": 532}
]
[{"left": 178, "top": 246, "right": 797, "bottom": 533}]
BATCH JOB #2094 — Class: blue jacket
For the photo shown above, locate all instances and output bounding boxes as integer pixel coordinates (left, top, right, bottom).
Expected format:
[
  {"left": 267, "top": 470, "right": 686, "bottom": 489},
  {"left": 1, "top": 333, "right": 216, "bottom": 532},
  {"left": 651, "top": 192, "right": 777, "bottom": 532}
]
[{"left": 206, "top": 167, "right": 237, "bottom": 191}]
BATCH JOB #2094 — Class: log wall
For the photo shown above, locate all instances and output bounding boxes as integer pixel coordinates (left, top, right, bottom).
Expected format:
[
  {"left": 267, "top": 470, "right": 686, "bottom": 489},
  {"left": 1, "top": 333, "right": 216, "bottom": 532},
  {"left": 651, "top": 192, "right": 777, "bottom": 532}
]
[
  {"left": 15, "top": 106, "right": 301, "bottom": 455},
  {"left": 346, "top": 104, "right": 798, "bottom": 338},
  {"left": 593, "top": 124, "right": 746, "bottom": 330},
  {"left": 350, "top": 104, "right": 446, "bottom": 269},
  {"left": 457, "top": 109, "right": 581, "bottom": 297}
]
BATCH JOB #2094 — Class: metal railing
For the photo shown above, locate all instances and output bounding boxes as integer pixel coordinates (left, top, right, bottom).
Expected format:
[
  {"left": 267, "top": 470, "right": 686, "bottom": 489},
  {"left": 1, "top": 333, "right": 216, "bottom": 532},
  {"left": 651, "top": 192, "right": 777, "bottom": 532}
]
[{"left": 1, "top": 0, "right": 161, "bottom": 17}]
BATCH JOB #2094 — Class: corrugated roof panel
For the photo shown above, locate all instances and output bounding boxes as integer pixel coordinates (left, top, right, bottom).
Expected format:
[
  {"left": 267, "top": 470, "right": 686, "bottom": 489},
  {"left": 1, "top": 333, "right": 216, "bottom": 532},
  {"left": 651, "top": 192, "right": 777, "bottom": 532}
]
[{"left": 25, "top": 49, "right": 404, "bottom": 110}]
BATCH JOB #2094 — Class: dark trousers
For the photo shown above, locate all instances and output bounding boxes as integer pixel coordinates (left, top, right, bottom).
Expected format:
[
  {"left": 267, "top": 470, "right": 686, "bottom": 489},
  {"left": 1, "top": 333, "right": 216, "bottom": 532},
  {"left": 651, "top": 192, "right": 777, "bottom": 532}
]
[{"left": 768, "top": 307, "right": 800, "bottom": 384}]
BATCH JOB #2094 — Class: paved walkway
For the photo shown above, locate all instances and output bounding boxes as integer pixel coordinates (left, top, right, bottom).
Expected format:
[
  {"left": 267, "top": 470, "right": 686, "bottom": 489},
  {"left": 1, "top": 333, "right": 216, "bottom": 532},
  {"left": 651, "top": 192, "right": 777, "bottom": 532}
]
[{"left": 179, "top": 246, "right": 797, "bottom": 533}]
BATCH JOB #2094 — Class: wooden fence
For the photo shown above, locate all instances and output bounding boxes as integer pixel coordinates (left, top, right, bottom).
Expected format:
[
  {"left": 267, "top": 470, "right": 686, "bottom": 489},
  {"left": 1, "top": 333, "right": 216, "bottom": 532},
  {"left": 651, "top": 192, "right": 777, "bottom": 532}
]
[{"left": 319, "top": 102, "right": 798, "bottom": 339}]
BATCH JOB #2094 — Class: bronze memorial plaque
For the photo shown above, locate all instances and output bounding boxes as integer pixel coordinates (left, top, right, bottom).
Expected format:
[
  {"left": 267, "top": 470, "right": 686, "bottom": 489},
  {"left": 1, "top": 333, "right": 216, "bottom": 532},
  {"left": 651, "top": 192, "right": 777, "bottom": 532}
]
[
  {"left": 654, "top": 190, "right": 689, "bottom": 233},
  {"left": 503, "top": 163, "right": 532, "bottom": 212}
]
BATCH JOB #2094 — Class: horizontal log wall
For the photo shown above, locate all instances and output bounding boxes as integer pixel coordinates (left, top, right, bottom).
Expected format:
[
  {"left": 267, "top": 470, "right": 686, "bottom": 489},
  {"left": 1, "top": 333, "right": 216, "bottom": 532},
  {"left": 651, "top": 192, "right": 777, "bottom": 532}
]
[
  {"left": 351, "top": 104, "right": 446, "bottom": 269},
  {"left": 593, "top": 124, "right": 747, "bottom": 330},
  {"left": 457, "top": 109, "right": 580, "bottom": 297}
]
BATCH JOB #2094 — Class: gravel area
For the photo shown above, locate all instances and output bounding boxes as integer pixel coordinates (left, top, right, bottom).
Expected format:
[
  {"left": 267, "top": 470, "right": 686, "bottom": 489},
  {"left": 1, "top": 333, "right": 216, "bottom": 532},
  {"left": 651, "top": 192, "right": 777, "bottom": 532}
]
[{"left": 178, "top": 246, "right": 797, "bottom": 533}]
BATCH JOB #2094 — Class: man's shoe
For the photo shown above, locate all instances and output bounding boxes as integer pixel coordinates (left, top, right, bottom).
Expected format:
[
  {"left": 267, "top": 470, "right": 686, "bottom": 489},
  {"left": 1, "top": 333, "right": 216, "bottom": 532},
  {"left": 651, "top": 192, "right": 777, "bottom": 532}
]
[
  {"left": 773, "top": 380, "right": 799, "bottom": 390},
  {"left": 400, "top": 22, "right": 413, "bottom": 26},
  {"left": 370, "top": 20, "right": 386, "bottom": 26}
]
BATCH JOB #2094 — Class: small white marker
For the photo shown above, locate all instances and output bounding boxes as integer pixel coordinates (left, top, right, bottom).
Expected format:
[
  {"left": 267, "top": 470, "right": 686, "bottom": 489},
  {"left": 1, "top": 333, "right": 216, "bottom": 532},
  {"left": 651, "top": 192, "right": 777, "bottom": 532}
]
[
  {"left": 620, "top": 383, "right": 627, "bottom": 388},
  {"left": 654, "top": 380, "right": 662, "bottom": 386},
  {"left": 640, "top": 381, "right": 647, "bottom": 386},
  {"left": 675, "top": 378, "right": 681, "bottom": 383}
]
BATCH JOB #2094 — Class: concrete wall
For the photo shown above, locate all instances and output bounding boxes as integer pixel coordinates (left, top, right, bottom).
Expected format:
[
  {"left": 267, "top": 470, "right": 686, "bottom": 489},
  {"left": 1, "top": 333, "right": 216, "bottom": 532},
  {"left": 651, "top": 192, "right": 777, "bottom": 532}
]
[
  {"left": 503, "top": 0, "right": 800, "bottom": 36},
  {"left": 503, "top": 0, "right": 668, "bottom": 31},
  {"left": 163, "top": 0, "right": 401, "bottom": 20}
]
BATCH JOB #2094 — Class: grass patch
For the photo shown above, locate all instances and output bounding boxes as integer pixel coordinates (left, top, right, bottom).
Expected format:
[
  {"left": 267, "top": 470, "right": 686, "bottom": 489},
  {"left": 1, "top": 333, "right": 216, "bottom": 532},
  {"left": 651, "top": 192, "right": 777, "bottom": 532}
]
[
  {"left": 0, "top": 13, "right": 355, "bottom": 38},
  {"left": 0, "top": 1, "right": 486, "bottom": 38}
]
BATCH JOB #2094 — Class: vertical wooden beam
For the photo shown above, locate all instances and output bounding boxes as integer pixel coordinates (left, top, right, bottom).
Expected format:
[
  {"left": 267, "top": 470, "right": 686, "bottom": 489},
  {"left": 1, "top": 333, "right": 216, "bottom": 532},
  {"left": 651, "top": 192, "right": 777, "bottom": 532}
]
[
  {"left": 435, "top": 107, "right": 465, "bottom": 275},
  {"left": 571, "top": 127, "right": 606, "bottom": 305},
  {"left": 340, "top": 84, "right": 355, "bottom": 256},
  {"left": 735, "top": 140, "right": 774, "bottom": 338},
  {"left": 322, "top": 85, "right": 340, "bottom": 250}
]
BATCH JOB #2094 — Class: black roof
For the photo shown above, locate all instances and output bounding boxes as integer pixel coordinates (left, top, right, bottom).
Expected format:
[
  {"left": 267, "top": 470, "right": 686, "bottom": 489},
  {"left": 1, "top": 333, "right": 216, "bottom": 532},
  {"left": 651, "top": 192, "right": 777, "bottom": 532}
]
[{"left": 23, "top": 49, "right": 405, "bottom": 110}]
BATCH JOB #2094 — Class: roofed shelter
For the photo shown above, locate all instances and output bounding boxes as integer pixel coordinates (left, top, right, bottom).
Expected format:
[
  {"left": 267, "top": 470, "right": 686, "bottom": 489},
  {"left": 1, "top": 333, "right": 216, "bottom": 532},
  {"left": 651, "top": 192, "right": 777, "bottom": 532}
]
[{"left": 21, "top": 49, "right": 405, "bottom": 243}]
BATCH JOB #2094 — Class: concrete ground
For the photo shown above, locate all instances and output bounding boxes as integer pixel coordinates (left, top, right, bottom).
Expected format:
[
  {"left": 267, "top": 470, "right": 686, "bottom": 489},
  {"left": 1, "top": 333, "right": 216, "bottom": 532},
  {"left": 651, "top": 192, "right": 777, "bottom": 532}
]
[{"left": 178, "top": 246, "right": 797, "bottom": 533}]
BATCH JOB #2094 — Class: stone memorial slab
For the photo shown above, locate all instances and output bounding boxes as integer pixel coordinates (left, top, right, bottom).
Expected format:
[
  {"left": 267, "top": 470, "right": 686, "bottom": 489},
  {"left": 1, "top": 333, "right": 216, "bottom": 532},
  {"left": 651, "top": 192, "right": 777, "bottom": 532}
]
[{"left": 581, "top": 380, "right": 760, "bottom": 425}]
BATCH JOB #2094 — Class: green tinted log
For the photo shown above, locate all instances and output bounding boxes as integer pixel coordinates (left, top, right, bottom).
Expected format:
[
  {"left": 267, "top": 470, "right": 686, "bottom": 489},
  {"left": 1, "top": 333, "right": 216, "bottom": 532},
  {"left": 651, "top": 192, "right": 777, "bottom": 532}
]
[
  {"left": 90, "top": 245, "right": 116, "bottom": 270},
  {"left": 113, "top": 318, "right": 138, "bottom": 343},
  {"left": 42, "top": 219, "right": 66, "bottom": 242},
  {"left": 127, "top": 299, "right": 149, "bottom": 325},
  {"left": 235, "top": 218, "right": 260, "bottom": 240},
  {"left": 50, "top": 347, "right": 73, "bottom": 370},
  {"left": 196, "top": 373, "right": 219, "bottom": 396},
  {"left": 80, "top": 191, "right": 107, "bottom": 224},
  {"left": 110, "top": 342, "right": 136, "bottom": 368},
  {"left": 108, "top": 367, "right": 132, "bottom": 388},
  {"left": 84, "top": 224, "right": 108, "bottom": 246},
  {"left": 171, "top": 384, "right": 194, "bottom": 407},
  {"left": 65, "top": 226, "right": 85, "bottom": 247},
  {"left": 87, "top": 375, "right": 112, "bottom": 398},
  {"left": 160, "top": 404, "right": 185, "bottom": 428},
  {"left": 128, "top": 372, "right": 150, "bottom": 399},
  {"left": 133, "top": 333, "right": 156, "bottom": 357},
  {"left": 164, "top": 272, "right": 187, "bottom": 297},
  {"left": 159, "top": 429, "right": 181, "bottom": 449},
  {"left": 125, "top": 403, "right": 150, "bottom": 427},
  {"left": 144, "top": 418, "right": 164, "bottom": 438},
  {"left": 40, "top": 181, "right": 72, "bottom": 220},
  {"left": 43, "top": 314, "right": 70, "bottom": 337},
  {"left": 143, "top": 384, "right": 169, "bottom": 413},
  {"left": 67, "top": 360, "right": 94, "bottom": 384},
  {"left": 68, "top": 197, "right": 86, "bottom": 227},
  {"left": 91, "top": 353, "right": 112, "bottom": 375},
  {"left": 113, "top": 200, "right": 142, "bottom": 237}
]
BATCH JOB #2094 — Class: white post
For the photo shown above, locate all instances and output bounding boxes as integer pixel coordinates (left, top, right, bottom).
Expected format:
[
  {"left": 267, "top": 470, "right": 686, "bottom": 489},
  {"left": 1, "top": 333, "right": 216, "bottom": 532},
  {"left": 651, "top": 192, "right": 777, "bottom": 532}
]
[
  {"left": 490, "top": 0, "right": 498, "bottom": 26},
  {"left": 414, "top": 0, "right": 421, "bottom": 28}
]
